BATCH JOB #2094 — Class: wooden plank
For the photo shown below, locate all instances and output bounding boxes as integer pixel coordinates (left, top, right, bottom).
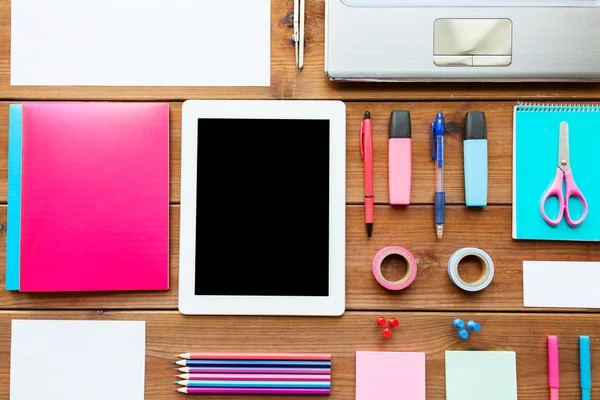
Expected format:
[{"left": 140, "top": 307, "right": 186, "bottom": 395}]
[
  {"left": 0, "top": 206, "right": 180, "bottom": 309},
  {"left": 1, "top": 205, "right": 599, "bottom": 311},
  {"left": 345, "top": 101, "right": 515, "bottom": 205},
  {"left": 2, "top": 0, "right": 600, "bottom": 101},
  {"left": 0, "top": 310, "right": 598, "bottom": 399},
  {"left": 344, "top": 205, "right": 600, "bottom": 311},
  {"left": 0, "top": 0, "right": 275, "bottom": 100},
  {"left": 0, "top": 102, "right": 182, "bottom": 204},
  {"left": 0, "top": 100, "right": 517, "bottom": 205}
]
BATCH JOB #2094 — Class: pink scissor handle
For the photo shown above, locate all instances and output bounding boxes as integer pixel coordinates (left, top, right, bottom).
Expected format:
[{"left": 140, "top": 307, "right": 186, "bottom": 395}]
[
  {"left": 563, "top": 169, "right": 588, "bottom": 226},
  {"left": 540, "top": 168, "right": 565, "bottom": 226}
]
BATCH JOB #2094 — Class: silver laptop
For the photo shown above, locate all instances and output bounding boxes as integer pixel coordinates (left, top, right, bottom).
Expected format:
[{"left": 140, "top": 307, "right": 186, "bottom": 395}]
[{"left": 325, "top": 0, "right": 600, "bottom": 81}]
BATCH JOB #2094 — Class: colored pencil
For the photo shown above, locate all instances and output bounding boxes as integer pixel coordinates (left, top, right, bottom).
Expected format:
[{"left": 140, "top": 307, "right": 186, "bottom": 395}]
[
  {"left": 178, "top": 352, "right": 331, "bottom": 361},
  {"left": 177, "top": 373, "right": 331, "bottom": 381},
  {"left": 176, "top": 387, "right": 331, "bottom": 395},
  {"left": 176, "top": 366, "right": 331, "bottom": 375},
  {"left": 174, "top": 359, "right": 331, "bottom": 368},
  {"left": 175, "top": 380, "right": 330, "bottom": 389}
]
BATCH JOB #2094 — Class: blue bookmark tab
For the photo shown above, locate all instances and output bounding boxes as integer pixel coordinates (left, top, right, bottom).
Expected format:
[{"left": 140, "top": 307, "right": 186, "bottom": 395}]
[{"left": 6, "top": 104, "right": 22, "bottom": 291}]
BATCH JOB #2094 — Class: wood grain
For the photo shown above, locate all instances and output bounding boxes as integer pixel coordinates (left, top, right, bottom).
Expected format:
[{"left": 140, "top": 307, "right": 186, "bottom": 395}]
[
  {"left": 345, "top": 101, "right": 515, "bottom": 205},
  {"left": 2, "top": 0, "right": 600, "bottom": 397},
  {"left": 0, "top": 102, "right": 181, "bottom": 205},
  {"left": 0, "top": 311, "right": 598, "bottom": 399},
  {"left": 0, "top": 100, "right": 541, "bottom": 205},
  {"left": 2, "top": 0, "right": 600, "bottom": 101},
  {"left": 1, "top": 204, "right": 599, "bottom": 311}
]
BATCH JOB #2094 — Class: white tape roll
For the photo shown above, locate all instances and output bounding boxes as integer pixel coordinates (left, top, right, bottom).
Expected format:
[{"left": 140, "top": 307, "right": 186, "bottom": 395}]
[{"left": 447, "top": 247, "right": 494, "bottom": 292}]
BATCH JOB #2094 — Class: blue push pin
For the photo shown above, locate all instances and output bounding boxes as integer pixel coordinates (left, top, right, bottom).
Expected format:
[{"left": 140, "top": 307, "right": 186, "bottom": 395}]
[
  {"left": 458, "top": 329, "right": 469, "bottom": 339},
  {"left": 453, "top": 319, "right": 465, "bottom": 329},
  {"left": 467, "top": 320, "right": 481, "bottom": 331}
]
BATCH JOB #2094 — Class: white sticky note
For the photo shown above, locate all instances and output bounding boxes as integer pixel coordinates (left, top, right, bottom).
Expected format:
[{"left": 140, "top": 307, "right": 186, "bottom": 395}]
[
  {"left": 10, "top": 320, "right": 146, "bottom": 400},
  {"left": 523, "top": 261, "right": 600, "bottom": 308},
  {"left": 11, "top": 0, "right": 270, "bottom": 87},
  {"left": 445, "top": 351, "right": 517, "bottom": 400}
]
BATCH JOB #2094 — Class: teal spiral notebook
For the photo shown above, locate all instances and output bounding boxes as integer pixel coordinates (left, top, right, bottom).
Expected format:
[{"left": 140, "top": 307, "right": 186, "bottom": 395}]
[{"left": 513, "top": 103, "right": 600, "bottom": 241}]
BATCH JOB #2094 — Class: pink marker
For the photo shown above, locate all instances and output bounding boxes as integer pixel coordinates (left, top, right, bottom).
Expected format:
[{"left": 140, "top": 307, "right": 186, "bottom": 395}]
[
  {"left": 388, "top": 111, "right": 412, "bottom": 205},
  {"left": 548, "top": 335, "right": 560, "bottom": 400}
]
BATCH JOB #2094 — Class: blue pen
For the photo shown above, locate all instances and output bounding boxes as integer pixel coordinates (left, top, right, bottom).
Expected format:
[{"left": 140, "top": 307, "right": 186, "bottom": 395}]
[
  {"left": 431, "top": 112, "right": 445, "bottom": 239},
  {"left": 580, "top": 335, "right": 591, "bottom": 400}
]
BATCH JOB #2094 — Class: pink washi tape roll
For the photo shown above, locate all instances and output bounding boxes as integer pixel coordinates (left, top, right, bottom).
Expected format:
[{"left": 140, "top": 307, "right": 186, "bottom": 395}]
[{"left": 372, "top": 246, "right": 417, "bottom": 291}]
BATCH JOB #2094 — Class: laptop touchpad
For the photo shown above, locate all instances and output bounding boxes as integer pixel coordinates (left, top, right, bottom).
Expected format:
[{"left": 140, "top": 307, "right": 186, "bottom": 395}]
[{"left": 434, "top": 19, "right": 512, "bottom": 67}]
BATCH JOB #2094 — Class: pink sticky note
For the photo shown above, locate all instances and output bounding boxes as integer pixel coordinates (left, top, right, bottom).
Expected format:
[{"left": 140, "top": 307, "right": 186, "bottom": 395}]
[
  {"left": 356, "top": 351, "right": 425, "bottom": 400},
  {"left": 19, "top": 102, "right": 170, "bottom": 292}
]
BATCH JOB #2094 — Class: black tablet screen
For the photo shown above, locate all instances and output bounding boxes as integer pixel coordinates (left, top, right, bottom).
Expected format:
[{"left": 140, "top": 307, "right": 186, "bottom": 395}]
[{"left": 194, "top": 118, "right": 330, "bottom": 297}]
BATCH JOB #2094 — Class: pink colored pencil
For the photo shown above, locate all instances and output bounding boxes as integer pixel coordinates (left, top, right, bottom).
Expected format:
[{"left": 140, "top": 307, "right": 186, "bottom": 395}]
[
  {"left": 177, "top": 373, "right": 331, "bottom": 381},
  {"left": 178, "top": 352, "right": 331, "bottom": 361},
  {"left": 176, "top": 387, "right": 330, "bottom": 395},
  {"left": 176, "top": 367, "right": 331, "bottom": 375}
]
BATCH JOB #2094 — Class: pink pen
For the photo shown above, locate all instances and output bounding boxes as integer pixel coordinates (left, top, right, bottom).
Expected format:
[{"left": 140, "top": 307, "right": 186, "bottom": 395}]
[
  {"left": 388, "top": 110, "right": 412, "bottom": 205},
  {"left": 360, "top": 112, "right": 374, "bottom": 237},
  {"left": 548, "top": 335, "right": 559, "bottom": 400}
]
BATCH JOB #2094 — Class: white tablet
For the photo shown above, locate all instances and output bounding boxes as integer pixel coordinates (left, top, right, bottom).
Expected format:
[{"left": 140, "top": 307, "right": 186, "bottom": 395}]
[{"left": 178, "top": 100, "right": 346, "bottom": 316}]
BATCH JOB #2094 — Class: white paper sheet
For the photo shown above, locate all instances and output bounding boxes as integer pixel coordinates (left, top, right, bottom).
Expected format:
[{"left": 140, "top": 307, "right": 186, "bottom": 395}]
[
  {"left": 523, "top": 261, "right": 600, "bottom": 308},
  {"left": 11, "top": 0, "right": 270, "bottom": 86},
  {"left": 10, "top": 320, "right": 146, "bottom": 400}
]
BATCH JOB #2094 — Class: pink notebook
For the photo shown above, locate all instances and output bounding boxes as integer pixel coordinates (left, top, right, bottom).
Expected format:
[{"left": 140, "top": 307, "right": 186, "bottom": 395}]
[{"left": 19, "top": 103, "right": 170, "bottom": 292}]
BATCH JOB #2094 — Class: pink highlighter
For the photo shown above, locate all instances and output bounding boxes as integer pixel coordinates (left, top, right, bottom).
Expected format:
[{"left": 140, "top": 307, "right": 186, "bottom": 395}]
[
  {"left": 548, "top": 335, "right": 560, "bottom": 400},
  {"left": 388, "top": 111, "right": 412, "bottom": 205}
]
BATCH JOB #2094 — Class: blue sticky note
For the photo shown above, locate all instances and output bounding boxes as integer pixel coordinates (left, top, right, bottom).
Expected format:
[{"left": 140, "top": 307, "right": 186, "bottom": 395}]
[
  {"left": 6, "top": 104, "right": 22, "bottom": 290},
  {"left": 513, "top": 104, "right": 600, "bottom": 241},
  {"left": 445, "top": 351, "right": 517, "bottom": 400}
]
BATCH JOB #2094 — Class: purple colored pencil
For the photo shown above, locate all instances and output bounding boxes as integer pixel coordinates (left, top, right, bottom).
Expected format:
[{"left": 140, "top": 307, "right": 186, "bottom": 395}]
[
  {"left": 176, "top": 367, "right": 331, "bottom": 375},
  {"left": 176, "top": 387, "right": 330, "bottom": 395}
]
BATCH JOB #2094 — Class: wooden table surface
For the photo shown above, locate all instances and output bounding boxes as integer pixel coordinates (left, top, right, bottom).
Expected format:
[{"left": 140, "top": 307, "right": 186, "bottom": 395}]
[{"left": 1, "top": 1, "right": 600, "bottom": 399}]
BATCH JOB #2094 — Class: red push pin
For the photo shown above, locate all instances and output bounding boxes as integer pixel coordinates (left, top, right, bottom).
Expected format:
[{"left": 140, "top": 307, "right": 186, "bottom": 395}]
[
  {"left": 376, "top": 316, "right": 399, "bottom": 338},
  {"left": 388, "top": 318, "right": 400, "bottom": 328}
]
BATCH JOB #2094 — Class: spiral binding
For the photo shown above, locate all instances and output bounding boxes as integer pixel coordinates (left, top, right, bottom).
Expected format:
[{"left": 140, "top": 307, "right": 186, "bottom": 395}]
[{"left": 515, "top": 102, "right": 600, "bottom": 112}]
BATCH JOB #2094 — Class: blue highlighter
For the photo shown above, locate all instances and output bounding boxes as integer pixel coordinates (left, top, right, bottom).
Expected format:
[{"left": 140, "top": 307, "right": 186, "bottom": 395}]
[
  {"left": 580, "top": 335, "right": 591, "bottom": 400},
  {"left": 463, "top": 112, "right": 488, "bottom": 207}
]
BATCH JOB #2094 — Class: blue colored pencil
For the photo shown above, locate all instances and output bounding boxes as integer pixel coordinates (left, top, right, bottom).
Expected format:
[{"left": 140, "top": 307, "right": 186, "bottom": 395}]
[
  {"left": 174, "top": 359, "right": 331, "bottom": 368},
  {"left": 174, "top": 380, "right": 331, "bottom": 389}
]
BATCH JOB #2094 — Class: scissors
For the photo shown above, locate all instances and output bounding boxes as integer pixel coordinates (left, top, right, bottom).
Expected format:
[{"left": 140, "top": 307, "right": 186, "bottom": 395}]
[{"left": 540, "top": 121, "right": 588, "bottom": 227}]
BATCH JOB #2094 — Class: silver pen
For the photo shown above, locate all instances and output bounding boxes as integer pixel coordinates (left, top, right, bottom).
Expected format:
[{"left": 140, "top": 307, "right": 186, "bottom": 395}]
[{"left": 292, "top": 0, "right": 305, "bottom": 71}]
